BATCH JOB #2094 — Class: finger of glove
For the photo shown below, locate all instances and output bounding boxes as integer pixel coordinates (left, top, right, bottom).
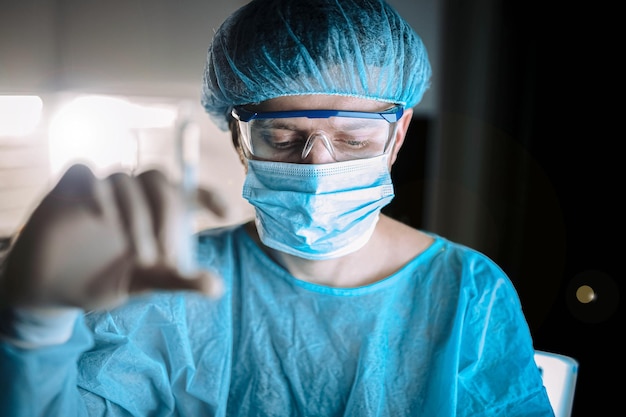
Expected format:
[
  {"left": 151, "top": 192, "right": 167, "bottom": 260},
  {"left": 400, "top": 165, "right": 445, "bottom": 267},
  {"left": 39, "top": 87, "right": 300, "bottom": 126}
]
[
  {"left": 196, "top": 187, "right": 228, "bottom": 218},
  {"left": 107, "top": 172, "right": 158, "bottom": 267},
  {"left": 135, "top": 169, "right": 184, "bottom": 271},
  {"left": 129, "top": 266, "right": 225, "bottom": 299}
]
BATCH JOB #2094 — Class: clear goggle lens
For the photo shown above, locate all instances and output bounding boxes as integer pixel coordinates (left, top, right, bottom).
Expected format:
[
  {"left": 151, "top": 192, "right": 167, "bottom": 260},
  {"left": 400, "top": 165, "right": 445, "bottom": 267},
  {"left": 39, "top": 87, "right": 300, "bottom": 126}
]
[{"left": 231, "top": 106, "right": 403, "bottom": 163}]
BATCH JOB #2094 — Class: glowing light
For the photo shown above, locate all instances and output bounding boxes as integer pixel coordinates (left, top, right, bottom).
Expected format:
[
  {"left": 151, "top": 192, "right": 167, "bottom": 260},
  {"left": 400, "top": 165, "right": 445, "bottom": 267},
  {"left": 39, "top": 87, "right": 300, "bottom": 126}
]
[
  {"left": 575, "top": 285, "right": 595, "bottom": 304},
  {"left": 48, "top": 95, "right": 177, "bottom": 177},
  {"left": 0, "top": 95, "right": 43, "bottom": 137}
]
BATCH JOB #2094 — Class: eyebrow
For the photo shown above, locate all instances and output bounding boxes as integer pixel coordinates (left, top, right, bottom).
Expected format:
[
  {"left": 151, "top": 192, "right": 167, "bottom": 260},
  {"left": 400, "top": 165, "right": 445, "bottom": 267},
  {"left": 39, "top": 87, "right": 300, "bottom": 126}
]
[{"left": 255, "top": 119, "right": 299, "bottom": 130}]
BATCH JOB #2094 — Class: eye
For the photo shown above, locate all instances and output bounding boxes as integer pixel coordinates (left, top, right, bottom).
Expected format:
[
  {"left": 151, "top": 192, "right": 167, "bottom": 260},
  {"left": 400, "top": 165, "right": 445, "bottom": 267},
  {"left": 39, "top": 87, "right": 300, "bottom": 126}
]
[
  {"left": 333, "top": 131, "right": 375, "bottom": 150},
  {"left": 260, "top": 131, "right": 304, "bottom": 150},
  {"left": 342, "top": 138, "right": 370, "bottom": 149}
]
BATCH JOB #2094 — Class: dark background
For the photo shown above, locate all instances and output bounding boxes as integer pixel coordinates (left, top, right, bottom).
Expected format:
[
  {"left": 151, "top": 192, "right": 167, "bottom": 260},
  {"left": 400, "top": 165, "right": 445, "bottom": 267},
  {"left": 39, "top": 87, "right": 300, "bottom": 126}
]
[{"left": 384, "top": 1, "right": 621, "bottom": 416}]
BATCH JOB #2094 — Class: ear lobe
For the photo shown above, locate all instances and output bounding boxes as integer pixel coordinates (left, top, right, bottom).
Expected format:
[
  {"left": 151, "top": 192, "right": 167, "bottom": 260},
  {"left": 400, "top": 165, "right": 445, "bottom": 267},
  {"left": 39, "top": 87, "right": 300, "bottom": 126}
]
[{"left": 389, "top": 107, "right": 413, "bottom": 166}]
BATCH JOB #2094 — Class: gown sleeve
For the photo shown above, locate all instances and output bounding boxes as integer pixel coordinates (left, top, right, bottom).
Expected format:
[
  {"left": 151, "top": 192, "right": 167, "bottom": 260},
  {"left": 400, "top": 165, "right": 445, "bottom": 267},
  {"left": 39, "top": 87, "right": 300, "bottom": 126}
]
[
  {"left": 0, "top": 313, "right": 94, "bottom": 417},
  {"left": 454, "top": 252, "right": 555, "bottom": 417}
]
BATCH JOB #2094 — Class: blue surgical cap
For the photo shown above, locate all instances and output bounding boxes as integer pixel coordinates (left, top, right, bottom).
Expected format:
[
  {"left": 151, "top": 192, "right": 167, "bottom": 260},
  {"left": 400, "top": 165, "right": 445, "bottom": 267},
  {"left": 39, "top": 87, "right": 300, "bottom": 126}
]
[{"left": 201, "top": 0, "right": 432, "bottom": 131}]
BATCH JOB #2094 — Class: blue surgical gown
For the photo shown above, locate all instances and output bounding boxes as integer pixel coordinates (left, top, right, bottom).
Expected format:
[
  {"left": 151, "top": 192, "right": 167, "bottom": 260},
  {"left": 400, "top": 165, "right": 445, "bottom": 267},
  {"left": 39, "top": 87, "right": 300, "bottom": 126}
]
[{"left": 0, "top": 224, "right": 554, "bottom": 416}]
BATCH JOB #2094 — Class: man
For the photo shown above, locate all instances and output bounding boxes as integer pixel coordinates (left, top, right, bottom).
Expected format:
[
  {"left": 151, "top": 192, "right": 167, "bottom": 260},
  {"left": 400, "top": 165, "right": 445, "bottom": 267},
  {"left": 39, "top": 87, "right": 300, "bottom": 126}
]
[{"left": 0, "top": 0, "right": 554, "bottom": 415}]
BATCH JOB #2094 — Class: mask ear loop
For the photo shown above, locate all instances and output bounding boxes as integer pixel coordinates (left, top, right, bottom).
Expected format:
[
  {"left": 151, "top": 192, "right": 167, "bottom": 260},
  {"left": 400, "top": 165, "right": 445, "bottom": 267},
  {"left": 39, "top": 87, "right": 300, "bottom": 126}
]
[{"left": 301, "top": 131, "right": 336, "bottom": 160}]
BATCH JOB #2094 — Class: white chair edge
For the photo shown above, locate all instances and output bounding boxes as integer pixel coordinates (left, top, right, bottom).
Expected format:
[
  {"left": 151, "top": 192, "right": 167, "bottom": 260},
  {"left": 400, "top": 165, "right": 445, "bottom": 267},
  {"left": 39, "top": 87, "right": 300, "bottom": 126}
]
[{"left": 534, "top": 350, "right": 579, "bottom": 417}]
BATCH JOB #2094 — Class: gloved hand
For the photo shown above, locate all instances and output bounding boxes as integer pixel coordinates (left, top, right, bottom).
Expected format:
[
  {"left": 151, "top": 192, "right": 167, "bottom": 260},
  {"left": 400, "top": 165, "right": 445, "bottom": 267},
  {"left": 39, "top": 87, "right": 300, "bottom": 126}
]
[{"left": 0, "top": 164, "right": 227, "bottom": 313}]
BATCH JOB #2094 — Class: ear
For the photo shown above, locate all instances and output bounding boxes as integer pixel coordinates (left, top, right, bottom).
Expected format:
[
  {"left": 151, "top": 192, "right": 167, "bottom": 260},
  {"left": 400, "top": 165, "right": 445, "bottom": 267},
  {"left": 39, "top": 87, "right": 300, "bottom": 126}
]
[{"left": 389, "top": 107, "right": 413, "bottom": 166}]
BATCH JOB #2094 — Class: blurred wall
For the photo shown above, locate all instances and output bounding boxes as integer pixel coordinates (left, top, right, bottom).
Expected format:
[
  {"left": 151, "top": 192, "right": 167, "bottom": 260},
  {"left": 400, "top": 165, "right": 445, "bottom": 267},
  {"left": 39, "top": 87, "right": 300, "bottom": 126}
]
[
  {"left": 0, "top": 0, "right": 439, "bottom": 113},
  {"left": 0, "top": 0, "right": 439, "bottom": 237}
]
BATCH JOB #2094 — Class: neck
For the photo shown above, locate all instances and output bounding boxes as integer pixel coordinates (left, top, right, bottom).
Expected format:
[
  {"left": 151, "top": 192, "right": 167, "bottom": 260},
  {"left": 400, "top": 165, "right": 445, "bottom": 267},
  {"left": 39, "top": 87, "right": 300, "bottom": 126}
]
[
  {"left": 244, "top": 216, "right": 433, "bottom": 288},
  {"left": 243, "top": 220, "right": 360, "bottom": 286}
]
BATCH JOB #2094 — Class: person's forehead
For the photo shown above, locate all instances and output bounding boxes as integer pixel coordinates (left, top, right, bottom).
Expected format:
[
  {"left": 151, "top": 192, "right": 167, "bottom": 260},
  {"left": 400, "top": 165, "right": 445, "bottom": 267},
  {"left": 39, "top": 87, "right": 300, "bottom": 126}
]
[{"left": 248, "top": 95, "right": 394, "bottom": 113}]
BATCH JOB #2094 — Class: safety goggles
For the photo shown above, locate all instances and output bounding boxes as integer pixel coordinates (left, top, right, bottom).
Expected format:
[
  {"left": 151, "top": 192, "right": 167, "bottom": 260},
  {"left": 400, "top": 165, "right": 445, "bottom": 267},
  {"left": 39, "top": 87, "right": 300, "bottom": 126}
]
[{"left": 231, "top": 105, "right": 404, "bottom": 163}]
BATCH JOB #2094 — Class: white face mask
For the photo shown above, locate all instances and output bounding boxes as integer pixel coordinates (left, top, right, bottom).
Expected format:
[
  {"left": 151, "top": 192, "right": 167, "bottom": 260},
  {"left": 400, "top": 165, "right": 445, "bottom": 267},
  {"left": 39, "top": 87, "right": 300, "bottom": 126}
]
[{"left": 242, "top": 154, "right": 394, "bottom": 260}]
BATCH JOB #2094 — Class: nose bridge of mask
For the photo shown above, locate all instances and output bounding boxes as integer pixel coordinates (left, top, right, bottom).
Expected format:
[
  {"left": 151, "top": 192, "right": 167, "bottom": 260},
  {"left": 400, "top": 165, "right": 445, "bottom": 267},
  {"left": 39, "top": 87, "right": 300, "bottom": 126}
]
[{"left": 301, "top": 130, "right": 336, "bottom": 160}]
